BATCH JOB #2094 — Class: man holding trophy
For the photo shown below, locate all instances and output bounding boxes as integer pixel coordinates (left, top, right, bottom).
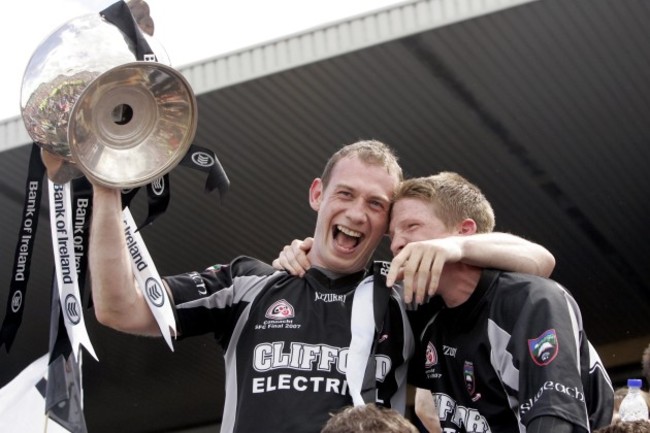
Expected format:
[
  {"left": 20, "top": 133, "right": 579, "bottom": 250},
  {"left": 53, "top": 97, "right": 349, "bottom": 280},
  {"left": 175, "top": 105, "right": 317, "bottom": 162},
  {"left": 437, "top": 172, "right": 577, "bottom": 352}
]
[{"left": 31, "top": 2, "right": 556, "bottom": 433}]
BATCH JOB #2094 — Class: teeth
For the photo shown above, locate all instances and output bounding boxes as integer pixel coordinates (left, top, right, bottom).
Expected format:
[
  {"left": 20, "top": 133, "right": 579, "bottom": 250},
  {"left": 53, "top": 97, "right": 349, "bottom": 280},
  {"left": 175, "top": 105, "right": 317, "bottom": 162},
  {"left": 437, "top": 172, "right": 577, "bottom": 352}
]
[{"left": 337, "top": 225, "right": 362, "bottom": 238}]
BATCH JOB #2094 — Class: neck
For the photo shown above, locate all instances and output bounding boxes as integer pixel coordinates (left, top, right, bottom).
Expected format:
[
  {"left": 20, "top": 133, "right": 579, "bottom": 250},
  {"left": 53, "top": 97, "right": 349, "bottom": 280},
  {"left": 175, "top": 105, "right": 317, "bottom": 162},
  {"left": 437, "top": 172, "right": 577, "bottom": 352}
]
[
  {"left": 310, "top": 265, "right": 349, "bottom": 280},
  {"left": 438, "top": 263, "right": 482, "bottom": 308}
]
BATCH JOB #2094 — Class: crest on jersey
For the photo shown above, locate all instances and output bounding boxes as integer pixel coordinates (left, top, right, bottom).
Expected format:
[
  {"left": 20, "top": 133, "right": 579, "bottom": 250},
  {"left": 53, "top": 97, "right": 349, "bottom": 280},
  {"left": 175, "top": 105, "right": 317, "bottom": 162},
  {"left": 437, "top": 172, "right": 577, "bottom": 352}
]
[
  {"left": 265, "top": 299, "right": 295, "bottom": 320},
  {"left": 424, "top": 342, "right": 438, "bottom": 368},
  {"left": 463, "top": 361, "right": 476, "bottom": 395},
  {"left": 528, "top": 329, "right": 559, "bottom": 366}
]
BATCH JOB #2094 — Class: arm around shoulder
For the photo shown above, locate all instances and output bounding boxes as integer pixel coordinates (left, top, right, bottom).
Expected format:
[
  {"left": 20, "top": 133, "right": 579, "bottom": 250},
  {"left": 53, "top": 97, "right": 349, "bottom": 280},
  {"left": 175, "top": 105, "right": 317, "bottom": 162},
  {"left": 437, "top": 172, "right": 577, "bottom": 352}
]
[{"left": 458, "top": 232, "right": 555, "bottom": 277}]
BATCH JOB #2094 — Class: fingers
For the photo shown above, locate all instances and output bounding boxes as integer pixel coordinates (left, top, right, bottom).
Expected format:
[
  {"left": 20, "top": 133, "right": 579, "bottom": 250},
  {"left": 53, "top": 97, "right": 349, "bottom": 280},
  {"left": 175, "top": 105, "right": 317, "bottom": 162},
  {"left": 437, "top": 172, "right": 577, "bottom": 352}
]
[
  {"left": 272, "top": 245, "right": 297, "bottom": 275},
  {"left": 393, "top": 245, "right": 430, "bottom": 304},
  {"left": 291, "top": 239, "right": 312, "bottom": 273},
  {"left": 388, "top": 240, "right": 448, "bottom": 305},
  {"left": 427, "top": 254, "right": 444, "bottom": 297},
  {"left": 388, "top": 249, "right": 413, "bottom": 303},
  {"left": 391, "top": 247, "right": 423, "bottom": 304},
  {"left": 280, "top": 244, "right": 306, "bottom": 277},
  {"left": 273, "top": 238, "right": 312, "bottom": 277},
  {"left": 386, "top": 251, "right": 406, "bottom": 287},
  {"left": 40, "top": 148, "right": 84, "bottom": 184},
  {"left": 301, "top": 237, "right": 314, "bottom": 252},
  {"left": 403, "top": 248, "right": 429, "bottom": 305},
  {"left": 415, "top": 251, "right": 435, "bottom": 304}
]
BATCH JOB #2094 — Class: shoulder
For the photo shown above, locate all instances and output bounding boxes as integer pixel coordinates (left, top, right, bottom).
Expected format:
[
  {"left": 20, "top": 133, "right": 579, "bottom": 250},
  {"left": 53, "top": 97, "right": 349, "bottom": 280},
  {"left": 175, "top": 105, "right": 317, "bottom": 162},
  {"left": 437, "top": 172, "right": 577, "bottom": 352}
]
[
  {"left": 486, "top": 272, "right": 583, "bottom": 337},
  {"left": 490, "top": 271, "right": 564, "bottom": 297},
  {"left": 488, "top": 271, "right": 572, "bottom": 313},
  {"left": 229, "top": 255, "right": 277, "bottom": 277}
]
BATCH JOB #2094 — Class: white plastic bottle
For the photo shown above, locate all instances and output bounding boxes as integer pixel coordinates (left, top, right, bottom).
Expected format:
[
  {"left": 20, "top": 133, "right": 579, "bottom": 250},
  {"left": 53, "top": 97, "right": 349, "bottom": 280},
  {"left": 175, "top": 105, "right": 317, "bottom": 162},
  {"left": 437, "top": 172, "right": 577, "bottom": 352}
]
[{"left": 619, "top": 378, "right": 649, "bottom": 422}]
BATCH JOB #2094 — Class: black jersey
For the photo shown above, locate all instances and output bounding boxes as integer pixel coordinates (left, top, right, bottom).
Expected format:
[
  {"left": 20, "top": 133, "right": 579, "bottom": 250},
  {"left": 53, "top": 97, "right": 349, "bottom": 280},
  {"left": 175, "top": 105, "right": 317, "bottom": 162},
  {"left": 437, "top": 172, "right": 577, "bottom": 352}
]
[
  {"left": 409, "top": 269, "right": 613, "bottom": 433},
  {"left": 164, "top": 256, "right": 413, "bottom": 433}
]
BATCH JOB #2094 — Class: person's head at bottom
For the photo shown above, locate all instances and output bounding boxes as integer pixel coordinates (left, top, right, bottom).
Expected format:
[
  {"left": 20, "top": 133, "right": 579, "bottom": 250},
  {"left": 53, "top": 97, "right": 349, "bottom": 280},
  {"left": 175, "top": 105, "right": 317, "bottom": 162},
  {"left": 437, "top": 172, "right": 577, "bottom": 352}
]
[{"left": 320, "top": 404, "right": 418, "bottom": 433}]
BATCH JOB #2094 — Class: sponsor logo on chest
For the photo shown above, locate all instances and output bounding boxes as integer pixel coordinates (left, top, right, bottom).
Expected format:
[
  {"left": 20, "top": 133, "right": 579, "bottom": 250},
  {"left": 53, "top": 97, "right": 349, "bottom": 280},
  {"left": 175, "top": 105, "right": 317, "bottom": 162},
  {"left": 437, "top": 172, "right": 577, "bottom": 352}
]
[{"left": 314, "top": 292, "right": 347, "bottom": 303}]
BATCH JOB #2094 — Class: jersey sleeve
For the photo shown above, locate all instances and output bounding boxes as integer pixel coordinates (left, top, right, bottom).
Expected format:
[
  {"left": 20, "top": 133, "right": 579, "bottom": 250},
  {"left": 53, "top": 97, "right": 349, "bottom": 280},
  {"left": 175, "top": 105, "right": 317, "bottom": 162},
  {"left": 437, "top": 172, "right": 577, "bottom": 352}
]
[
  {"left": 490, "top": 275, "right": 592, "bottom": 431},
  {"left": 163, "top": 256, "right": 276, "bottom": 341},
  {"left": 582, "top": 341, "right": 614, "bottom": 429}
]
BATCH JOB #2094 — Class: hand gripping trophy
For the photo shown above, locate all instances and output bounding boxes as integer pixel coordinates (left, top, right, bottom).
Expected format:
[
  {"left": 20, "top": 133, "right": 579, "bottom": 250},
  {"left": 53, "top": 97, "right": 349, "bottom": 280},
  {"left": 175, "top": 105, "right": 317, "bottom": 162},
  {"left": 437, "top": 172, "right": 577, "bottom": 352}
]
[{"left": 15, "top": 1, "right": 195, "bottom": 357}]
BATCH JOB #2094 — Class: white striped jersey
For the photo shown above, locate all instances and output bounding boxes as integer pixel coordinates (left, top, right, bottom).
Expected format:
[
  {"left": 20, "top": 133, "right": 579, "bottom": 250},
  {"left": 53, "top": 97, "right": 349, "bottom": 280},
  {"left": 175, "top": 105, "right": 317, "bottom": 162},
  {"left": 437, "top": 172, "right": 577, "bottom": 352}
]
[{"left": 164, "top": 256, "right": 414, "bottom": 433}]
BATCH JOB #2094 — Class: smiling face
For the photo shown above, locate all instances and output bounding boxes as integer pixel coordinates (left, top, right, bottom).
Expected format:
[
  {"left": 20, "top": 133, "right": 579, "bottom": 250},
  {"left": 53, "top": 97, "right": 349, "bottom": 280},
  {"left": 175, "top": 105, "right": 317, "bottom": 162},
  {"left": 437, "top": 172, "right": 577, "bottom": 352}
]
[
  {"left": 308, "top": 155, "right": 399, "bottom": 274},
  {"left": 388, "top": 173, "right": 495, "bottom": 255},
  {"left": 389, "top": 197, "right": 454, "bottom": 256}
]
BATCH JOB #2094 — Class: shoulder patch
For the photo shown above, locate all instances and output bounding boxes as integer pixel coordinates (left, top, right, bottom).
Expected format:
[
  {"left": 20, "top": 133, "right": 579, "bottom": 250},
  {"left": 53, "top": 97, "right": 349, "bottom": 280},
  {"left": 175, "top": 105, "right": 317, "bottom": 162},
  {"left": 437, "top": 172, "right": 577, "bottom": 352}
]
[{"left": 528, "top": 329, "right": 559, "bottom": 366}]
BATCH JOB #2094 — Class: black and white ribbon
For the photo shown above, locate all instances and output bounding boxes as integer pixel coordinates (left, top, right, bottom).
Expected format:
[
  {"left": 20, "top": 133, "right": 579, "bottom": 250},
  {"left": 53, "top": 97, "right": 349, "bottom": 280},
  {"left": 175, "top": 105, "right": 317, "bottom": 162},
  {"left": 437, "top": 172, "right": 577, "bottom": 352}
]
[
  {"left": 48, "top": 180, "right": 97, "bottom": 362},
  {"left": 122, "top": 208, "right": 177, "bottom": 349},
  {"left": 0, "top": 143, "right": 45, "bottom": 352}
]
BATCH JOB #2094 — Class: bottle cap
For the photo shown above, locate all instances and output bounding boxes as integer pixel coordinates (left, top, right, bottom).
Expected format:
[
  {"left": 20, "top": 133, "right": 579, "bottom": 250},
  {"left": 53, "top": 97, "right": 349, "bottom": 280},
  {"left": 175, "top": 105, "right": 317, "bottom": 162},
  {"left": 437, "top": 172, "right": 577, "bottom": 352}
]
[{"left": 627, "top": 378, "right": 643, "bottom": 388}]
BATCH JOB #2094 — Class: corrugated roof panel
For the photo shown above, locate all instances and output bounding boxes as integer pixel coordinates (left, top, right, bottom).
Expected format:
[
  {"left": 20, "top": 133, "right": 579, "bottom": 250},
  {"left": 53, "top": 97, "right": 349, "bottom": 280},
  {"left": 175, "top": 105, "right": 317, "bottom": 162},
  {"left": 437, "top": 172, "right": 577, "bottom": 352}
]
[
  {"left": 1, "top": 0, "right": 539, "bottom": 151},
  {"left": 181, "top": 0, "right": 539, "bottom": 93}
]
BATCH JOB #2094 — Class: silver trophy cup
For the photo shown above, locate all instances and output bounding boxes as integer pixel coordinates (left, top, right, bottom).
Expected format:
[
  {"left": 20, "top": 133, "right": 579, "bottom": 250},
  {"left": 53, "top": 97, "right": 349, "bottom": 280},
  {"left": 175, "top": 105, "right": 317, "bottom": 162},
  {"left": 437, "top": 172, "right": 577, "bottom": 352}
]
[{"left": 20, "top": 12, "right": 197, "bottom": 188}]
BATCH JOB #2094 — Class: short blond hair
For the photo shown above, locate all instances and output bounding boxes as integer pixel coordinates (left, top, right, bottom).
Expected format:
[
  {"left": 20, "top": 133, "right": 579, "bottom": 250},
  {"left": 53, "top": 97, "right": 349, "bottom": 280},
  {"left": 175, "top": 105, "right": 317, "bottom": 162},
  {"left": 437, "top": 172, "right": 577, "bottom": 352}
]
[
  {"left": 395, "top": 171, "right": 495, "bottom": 233},
  {"left": 320, "top": 404, "right": 418, "bottom": 433}
]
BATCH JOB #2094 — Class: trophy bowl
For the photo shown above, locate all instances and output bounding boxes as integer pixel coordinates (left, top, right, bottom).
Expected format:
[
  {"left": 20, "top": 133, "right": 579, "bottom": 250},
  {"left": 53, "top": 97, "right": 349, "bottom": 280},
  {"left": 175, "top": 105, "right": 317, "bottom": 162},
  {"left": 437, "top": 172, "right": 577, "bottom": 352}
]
[{"left": 20, "top": 11, "right": 197, "bottom": 188}]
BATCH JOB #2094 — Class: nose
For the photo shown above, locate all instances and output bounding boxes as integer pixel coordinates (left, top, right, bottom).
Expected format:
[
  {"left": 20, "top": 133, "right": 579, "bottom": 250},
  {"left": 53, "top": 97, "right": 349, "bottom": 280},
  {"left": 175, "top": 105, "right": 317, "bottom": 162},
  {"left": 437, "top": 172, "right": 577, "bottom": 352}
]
[
  {"left": 390, "top": 234, "right": 405, "bottom": 256},
  {"left": 346, "top": 198, "right": 368, "bottom": 224}
]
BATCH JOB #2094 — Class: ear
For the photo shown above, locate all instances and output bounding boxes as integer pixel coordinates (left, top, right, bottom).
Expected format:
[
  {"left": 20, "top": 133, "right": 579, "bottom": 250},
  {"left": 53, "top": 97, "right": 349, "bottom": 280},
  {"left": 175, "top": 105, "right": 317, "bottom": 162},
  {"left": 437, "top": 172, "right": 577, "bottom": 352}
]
[
  {"left": 309, "top": 178, "right": 323, "bottom": 211},
  {"left": 458, "top": 218, "right": 477, "bottom": 235}
]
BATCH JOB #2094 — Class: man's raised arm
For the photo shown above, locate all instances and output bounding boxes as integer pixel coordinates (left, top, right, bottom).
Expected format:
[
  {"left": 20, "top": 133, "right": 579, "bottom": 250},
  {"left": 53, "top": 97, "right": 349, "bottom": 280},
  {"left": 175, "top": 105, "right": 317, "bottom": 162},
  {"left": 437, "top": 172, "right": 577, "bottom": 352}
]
[{"left": 89, "top": 185, "right": 162, "bottom": 336}]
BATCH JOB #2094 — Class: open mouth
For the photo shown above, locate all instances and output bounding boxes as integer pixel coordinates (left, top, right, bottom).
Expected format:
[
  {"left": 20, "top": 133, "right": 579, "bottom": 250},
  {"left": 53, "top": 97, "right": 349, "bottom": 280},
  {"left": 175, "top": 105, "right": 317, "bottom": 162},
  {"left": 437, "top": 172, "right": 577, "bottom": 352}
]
[{"left": 333, "top": 225, "right": 362, "bottom": 250}]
